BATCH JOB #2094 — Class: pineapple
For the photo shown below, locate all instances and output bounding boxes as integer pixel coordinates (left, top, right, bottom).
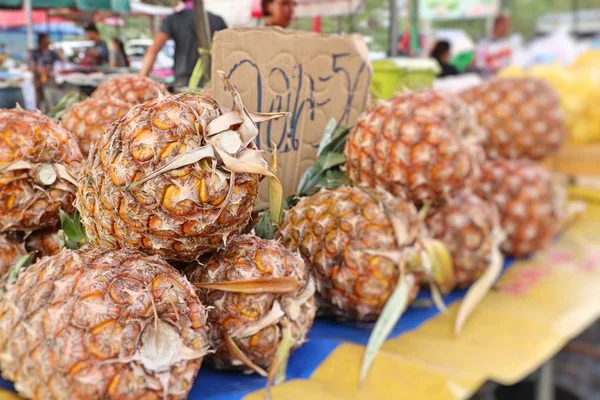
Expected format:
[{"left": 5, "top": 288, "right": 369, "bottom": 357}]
[
  {"left": 424, "top": 192, "right": 502, "bottom": 287},
  {"left": 92, "top": 74, "right": 168, "bottom": 105},
  {"left": 0, "top": 234, "right": 26, "bottom": 286},
  {"left": 25, "top": 227, "right": 61, "bottom": 258},
  {"left": 77, "top": 72, "right": 284, "bottom": 262},
  {"left": 279, "top": 186, "right": 427, "bottom": 321},
  {"left": 345, "top": 91, "right": 481, "bottom": 205},
  {"left": 425, "top": 193, "right": 506, "bottom": 334},
  {"left": 185, "top": 234, "right": 316, "bottom": 376},
  {"left": 476, "top": 159, "right": 564, "bottom": 257},
  {"left": 61, "top": 98, "right": 131, "bottom": 157},
  {"left": 0, "top": 248, "right": 209, "bottom": 400},
  {"left": 461, "top": 77, "right": 566, "bottom": 160},
  {"left": 0, "top": 108, "right": 82, "bottom": 232}
]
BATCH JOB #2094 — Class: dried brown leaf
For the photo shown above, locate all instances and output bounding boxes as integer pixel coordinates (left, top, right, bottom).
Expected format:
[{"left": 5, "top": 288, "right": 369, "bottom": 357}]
[
  {"left": 224, "top": 331, "right": 268, "bottom": 377},
  {"left": 194, "top": 277, "right": 301, "bottom": 294}
]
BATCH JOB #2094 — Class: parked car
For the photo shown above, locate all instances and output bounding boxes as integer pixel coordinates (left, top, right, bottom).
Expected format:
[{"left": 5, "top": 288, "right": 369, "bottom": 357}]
[
  {"left": 535, "top": 8, "right": 600, "bottom": 39},
  {"left": 125, "top": 38, "right": 174, "bottom": 71}
]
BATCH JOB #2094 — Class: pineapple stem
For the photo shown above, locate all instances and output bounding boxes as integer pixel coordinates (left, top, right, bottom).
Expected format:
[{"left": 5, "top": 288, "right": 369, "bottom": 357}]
[
  {"left": 360, "top": 266, "right": 411, "bottom": 385},
  {"left": 268, "top": 145, "right": 283, "bottom": 226},
  {"left": 7, "top": 252, "right": 37, "bottom": 286},
  {"left": 34, "top": 164, "right": 57, "bottom": 186},
  {"left": 420, "top": 239, "right": 456, "bottom": 295},
  {"left": 454, "top": 245, "right": 504, "bottom": 335},
  {"left": 266, "top": 323, "right": 294, "bottom": 397}
]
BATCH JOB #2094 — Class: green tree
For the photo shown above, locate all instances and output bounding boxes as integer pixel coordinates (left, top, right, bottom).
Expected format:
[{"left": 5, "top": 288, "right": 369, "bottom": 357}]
[{"left": 98, "top": 16, "right": 152, "bottom": 42}]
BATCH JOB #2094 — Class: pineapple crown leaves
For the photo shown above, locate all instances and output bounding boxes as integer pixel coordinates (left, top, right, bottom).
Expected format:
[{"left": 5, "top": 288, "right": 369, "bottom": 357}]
[
  {"left": 254, "top": 211, "right": 277, "bottom": 240},
  {"left": 415, "top": 201, "right": 457, "bottom": 308},
  {"left": 46, "top": 90, "right": 84, "bottom": 121},
  {"left": 266, "top": 323, "right": 294, "bottom": 396},
  {"left": 454, "top": 205, "right": 506, "bottom": 335},
  {"left": 59, "top": 209, "right": 88, "bottom": 250},
  {"left": 360, "top": 264, "right": 411, "bottom": 385},
  {"left": 221, "top": 321, "right": 295, "bottom": 395},
  {"left": 224, "top": 332, "right": 268, "bottom": 377},
  {"left": 0, "top": 251, "right": 37, "bottom": 300},
  {"left": 193, "top": 278, "right": 301, "bottom": 294},
  {"left": 454, "top": 245, "right": 504, "bottom": 335},
  {"left": 188, "top": 47, "right": 212, "bottom": 91},
  {"left": 296, "top": 119, "right": 351, "bottom": 198},
  {"left": 7, "top": 252, "right": 37, "bottom": 286}
]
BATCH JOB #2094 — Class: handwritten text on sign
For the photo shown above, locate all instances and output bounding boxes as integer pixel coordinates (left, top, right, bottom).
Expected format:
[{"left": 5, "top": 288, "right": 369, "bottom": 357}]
[{"left": 223, "top": 54, "right": 371, "bottom": 153}]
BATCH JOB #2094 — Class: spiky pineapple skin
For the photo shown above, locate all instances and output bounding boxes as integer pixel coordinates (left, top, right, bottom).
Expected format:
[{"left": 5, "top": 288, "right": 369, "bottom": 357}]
[
  {"left": 476, "top": 160, "right": 563, "bottom": 257},
  {"left": 425, "top": 193, "right": 500, "bottom": 287},
  {"left": 0, "top": 234, "right": 26, "bottom": 286},
  {"left": 25, "top": 227, "right": 61, "bottom": 258},
  {"left": 186, "top": 235, "right": 316, "bottom": 372},
  {"left": 461, "top": 77, "right": 566, "bottom": 160},
  {"left": 279, "top": 186, "right": 420, "bottom": 322},
  {"left": 0, "top": 248, "right": 209, "bottom": 400},
  {"left": 0, "top": 109, "right": 82, "bottom": 232},
  {"left": 345, "top": 91, "right": 480, "bottom": 204},
  {"left": 77, "top": 93, "right": 261, "bottom": 261},
  {"left": 92, "top": 74, "right": 168, "bottom": 105},
  {"left": 61, "top": 98, "right": 131, "bottom": 157}
]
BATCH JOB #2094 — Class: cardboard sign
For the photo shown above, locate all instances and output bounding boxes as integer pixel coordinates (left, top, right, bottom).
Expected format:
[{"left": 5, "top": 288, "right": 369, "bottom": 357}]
[{"left": 211, "top": 27, "right": 372, "bottom": 209}]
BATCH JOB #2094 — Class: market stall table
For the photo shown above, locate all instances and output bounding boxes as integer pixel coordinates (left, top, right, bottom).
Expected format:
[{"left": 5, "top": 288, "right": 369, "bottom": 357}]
[{"left": 0, "top": 191, "right": 598, "bottom": 400}]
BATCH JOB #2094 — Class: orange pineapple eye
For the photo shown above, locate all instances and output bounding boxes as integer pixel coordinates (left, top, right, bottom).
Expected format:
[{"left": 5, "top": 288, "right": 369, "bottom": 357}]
[
  {"left": 152, "top": 104, "right": 180, "bottom": 130},
  {"left": 159, "top": 141, "right": 186, "bottom": 160},
  {"left": 197, "top": 177, "right": 209, "bottom": 203},
  {"left": 118, "top": 199, "right": 143, "bottom": 228},
  {"left": 130, "top": 127, "right": 156, "bottom": 162},
  {"left": 109, "top": 276, "right": 144, "bottom": 304},
  {"left": 162, "top": 185, "right": 195, "bottom": 216},
  {"left": 89, "top": 319, "right": 123, "bottom": 360},
  {"left": 108, "top": 159, "right": 133, "bottom": 188},
  {"left": 151, "top": 275, "right": 187, "bottom": 303}
]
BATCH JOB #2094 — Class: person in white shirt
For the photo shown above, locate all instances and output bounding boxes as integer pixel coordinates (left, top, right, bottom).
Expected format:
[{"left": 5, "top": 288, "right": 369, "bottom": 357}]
[{"left": 476, "top": 15, "right": 522, "bottom": 77}]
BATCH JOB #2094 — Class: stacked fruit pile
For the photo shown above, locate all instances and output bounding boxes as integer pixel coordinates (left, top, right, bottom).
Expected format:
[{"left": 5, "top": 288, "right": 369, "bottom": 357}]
[
  {"left": 0, "top": 74, "right": 316, "bottom": 399},
  {"left": 0, "top": 72, "right": 574, "bottom": 399},
  {"left": 276, "top": 76, "right": 571, "bottom": 381},
  {"left": 499, "top": 51, "right": 600, "bottom": 144}
]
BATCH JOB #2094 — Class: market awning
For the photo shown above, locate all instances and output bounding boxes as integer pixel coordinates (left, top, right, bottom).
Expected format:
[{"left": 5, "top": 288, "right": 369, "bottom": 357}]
[
  {"left": 129, "top": 0, "right": 365, "bottom": 26},
  {"left": 5, "top": 21, "right": 84, "bottom": 34},
  {"left": 128, "top": 0, "right": 256, "bottom": 26},
  {"left": 0, "top": 9, "right": 67, "bottom": 29},
  {"left": 0, "top": 0, "right": 129, "bottom": 11}
]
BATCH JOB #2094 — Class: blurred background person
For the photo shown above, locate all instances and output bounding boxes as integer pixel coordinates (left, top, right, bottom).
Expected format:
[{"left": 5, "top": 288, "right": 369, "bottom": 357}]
[
  {"left": 29, "top": 33, "right": 61, "bottom": 110},
  {"left": 109, "top": 38, "right": 129, "bottom": 68},
  {"left": 83, "top": 23, "right": 109, "bottom": 66},
  {"left": 476, "top": 14, "right": 522, "bottom": 76},
  {"left": 140, "top": 0, "right": 227, "bottom": 88},
  {"left": 262, "top": 0, "right": 296, "bottom": 28},
  {"left": 430, "top": 40, "right": 459, "bottom": 77}
]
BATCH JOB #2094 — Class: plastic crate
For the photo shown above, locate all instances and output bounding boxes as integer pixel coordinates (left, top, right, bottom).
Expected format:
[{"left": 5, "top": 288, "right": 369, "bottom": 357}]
[{"left": 371, "top": 57, "right": 440, "bottom": 100}]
